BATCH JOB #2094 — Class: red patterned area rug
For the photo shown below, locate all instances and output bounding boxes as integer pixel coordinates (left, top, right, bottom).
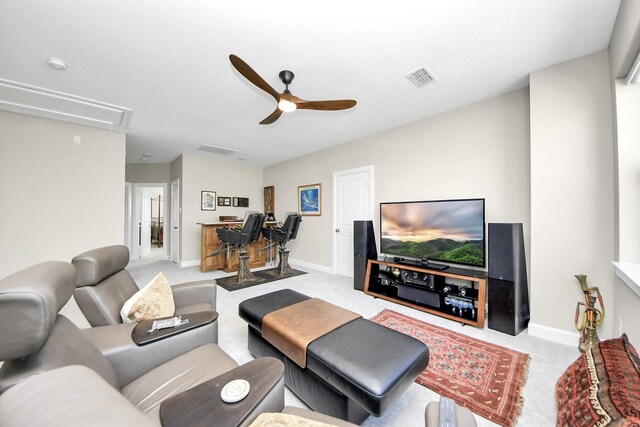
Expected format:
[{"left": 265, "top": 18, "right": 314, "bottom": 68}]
[{"left": 371, "top": 309, "right": 530, "bottom": 427}]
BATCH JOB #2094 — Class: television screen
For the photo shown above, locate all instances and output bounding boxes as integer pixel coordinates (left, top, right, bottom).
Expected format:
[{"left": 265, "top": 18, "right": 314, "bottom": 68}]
[{"left": 380, "top": 199, "right": 485, "bottom": 267}]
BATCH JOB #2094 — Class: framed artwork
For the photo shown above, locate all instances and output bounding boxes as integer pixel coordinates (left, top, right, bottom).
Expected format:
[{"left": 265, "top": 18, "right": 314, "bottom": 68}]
[
  {"left": 201, "top": 191, "right": 216, "bottom": 211},
  {"left": 233, "top": 197, "right": 249, "bottom": 207},
  {"left": 218, "top": 196, "right": 231, "bottom": 206},
  {"left": 298, "top": 183, "right": 321, "bottom": 216},
  {"left": 264, "top": 186, "right": 275, "bottom": 213}
]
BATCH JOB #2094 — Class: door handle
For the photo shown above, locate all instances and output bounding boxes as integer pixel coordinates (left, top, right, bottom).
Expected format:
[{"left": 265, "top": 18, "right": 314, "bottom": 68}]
[
  {"left": 335, "top": 229, "right": 340, "bottom": 232},
  {"left": 174, "top": 226, "right": 178, "bottom": 229}
]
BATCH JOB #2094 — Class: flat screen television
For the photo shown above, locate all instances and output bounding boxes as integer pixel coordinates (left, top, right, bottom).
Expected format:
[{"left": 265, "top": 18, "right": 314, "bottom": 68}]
[{"left": 380, "top": 198, "right": 485, "bottom": 268}]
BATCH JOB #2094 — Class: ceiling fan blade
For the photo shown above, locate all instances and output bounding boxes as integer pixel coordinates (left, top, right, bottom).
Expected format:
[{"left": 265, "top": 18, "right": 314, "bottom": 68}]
[
  {"left": 259, "top": 108, "right": 284, "bottom": 125},
  {"left": 229, "top": 54, "right": 280, "bottom": 102},
  {"left": 295, "top": 99, "right": 357, "bottom": 111}
]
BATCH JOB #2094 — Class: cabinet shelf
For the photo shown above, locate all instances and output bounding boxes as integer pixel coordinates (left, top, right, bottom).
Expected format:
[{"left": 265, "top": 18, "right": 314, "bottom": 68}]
[{"left": 365, "top": 259, "right": 487, "bottom": 328}]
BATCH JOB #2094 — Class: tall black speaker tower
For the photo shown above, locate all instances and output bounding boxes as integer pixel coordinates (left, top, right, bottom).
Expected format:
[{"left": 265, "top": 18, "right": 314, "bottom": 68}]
[
  {"left": 354, "top": 220, "right": 377, "bottom": 291},
  {"left": 488, "top": 223, "right": 530, "bottom": 336}
]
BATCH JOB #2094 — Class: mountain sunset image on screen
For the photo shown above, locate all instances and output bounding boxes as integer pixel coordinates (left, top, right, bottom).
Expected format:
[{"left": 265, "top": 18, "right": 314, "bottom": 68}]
[{"left": 380, "top": 199, "right": 485, "bottom": 267}]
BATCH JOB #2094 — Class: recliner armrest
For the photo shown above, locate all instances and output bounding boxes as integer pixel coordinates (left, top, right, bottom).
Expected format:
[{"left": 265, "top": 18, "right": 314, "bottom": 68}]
[
  {"left": 82, "top": 320, "right": 217, "bottom": 388},
  {"left": 171, "top": 279, "right": 216, "bottom": 309}
]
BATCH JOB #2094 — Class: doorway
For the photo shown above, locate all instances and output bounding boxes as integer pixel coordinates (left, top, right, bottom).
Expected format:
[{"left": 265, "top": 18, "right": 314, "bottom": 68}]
[
  {"left": 333, "top": 165, "right": 374, "bottom": 277},
  {"left": 130, "top": 183, "right": 168, "bottom": 260}
]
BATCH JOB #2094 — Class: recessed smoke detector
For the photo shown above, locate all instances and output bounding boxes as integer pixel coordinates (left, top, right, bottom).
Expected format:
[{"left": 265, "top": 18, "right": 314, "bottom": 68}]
[
  {"left": 47, "top": 58, "right": 67, "bottom": 71},
  {"left": 405, "top": 66, "right": 437, "bottom": 88},
  {"left": 197, "top": 144, "right": 236, "bottom": 156}
]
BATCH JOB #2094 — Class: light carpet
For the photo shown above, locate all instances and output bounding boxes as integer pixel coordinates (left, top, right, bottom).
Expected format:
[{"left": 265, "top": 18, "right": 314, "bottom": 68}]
[{"left": 126, "top": 257, "right": 580, "bottom": 426}]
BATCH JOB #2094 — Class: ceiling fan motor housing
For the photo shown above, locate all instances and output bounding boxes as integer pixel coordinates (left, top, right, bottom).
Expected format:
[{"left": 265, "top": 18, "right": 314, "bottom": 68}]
[{"left": 279, "top": 70, "right": 295, "bottom": 86}]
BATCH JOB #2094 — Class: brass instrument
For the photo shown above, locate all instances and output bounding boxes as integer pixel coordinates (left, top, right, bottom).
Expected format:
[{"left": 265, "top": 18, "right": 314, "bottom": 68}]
[{"left": 574, "top": 274, "right": 605, "bottom": 352}]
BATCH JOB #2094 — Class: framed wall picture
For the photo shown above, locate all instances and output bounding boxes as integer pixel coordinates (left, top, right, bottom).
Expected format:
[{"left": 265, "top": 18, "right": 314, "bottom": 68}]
[
  {"left": 233, "top": 197, "right": 249, "bottom": 207},
  {"left": 201, "top": 191, "right": 216, "bottom": 211},
  {"left": 298, "top": 183, "right": 321, "bottom": 216},
  {"left": 218, "top": 196, "right": 231, "bottom": 207},
  {"left": 264, "top": 186, "right": 275, "bottom": 213}
]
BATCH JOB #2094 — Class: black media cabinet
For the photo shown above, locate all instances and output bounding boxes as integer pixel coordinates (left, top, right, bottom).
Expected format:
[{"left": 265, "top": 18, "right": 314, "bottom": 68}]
[{"left": 364, "top": 259, "right": 487, "bottom": 328}]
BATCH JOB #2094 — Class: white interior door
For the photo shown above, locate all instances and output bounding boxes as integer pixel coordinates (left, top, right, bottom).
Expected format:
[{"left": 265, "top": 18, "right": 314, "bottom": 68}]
[
  {"left": 333, "top": 166, "right": 374, "bottom": 277},
  {"left": 171, "top": 179, "right": 180, "bottom": 263},
  {"left": 139, "top": 187, "right": 153, "bottom": 258}
]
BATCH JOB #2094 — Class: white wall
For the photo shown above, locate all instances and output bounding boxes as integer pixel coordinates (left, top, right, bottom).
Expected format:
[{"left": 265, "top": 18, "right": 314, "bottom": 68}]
[
  {"left": 614, "top": 82, "right": 640, "bottom": 262},
  {"left": 265, "top": 88, "right": 531, "bottom": 272},
  {"left": 0, "top": 110, "right": 126, "bottom": 327},
  {"left": 530, "top": 51, "right": 615, "bottom": 340},
  {"left": 180, "top": 153, "right": 263, "bottom": 263}
]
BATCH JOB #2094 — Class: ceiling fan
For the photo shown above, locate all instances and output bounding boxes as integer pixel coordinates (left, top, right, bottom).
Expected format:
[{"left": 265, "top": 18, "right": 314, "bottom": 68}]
[{"left": 229, "top": 54, "right": 357, "bottom": 125}]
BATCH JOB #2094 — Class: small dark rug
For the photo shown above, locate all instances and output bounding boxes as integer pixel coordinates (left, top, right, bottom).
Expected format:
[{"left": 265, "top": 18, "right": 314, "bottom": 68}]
[{"left": 216, "top": 268, "right": 307, "bottom": 292}]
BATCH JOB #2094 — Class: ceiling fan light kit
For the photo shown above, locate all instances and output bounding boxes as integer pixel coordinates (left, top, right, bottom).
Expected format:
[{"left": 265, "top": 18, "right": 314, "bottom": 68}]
[
  {"left": 278, "top": 98, "right": 297, "bottom": 112},
  {"left": 229, "top": 54, "right": 356, "bottom": 124}
]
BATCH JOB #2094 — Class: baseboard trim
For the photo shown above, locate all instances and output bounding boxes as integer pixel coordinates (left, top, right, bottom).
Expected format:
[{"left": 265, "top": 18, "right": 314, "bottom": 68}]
[
  {"left": 180, "top": 259, "right": 201, "bottom": 268},
  {"left": 288, "top": 258, "right": 333, "bottom": 274},
  {"left": 528, "top": 322, "right": 580, "bottom": 347}
]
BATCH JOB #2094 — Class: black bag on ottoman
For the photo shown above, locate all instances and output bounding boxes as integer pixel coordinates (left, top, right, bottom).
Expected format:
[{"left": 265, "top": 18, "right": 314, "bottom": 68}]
[{"left": 239, "top": 289, "right": 429, "bottom": 424}]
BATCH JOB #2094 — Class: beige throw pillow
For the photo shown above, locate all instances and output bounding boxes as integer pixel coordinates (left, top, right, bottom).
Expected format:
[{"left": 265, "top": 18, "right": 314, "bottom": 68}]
[{"left": 120, "top": 272, "right": 175, "bottom": 323}]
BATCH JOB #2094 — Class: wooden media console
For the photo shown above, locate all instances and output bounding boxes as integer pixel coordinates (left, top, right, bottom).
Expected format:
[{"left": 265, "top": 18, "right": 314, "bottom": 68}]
[{"left": 365, "top": 259, "right": 487, "bottom": 328}]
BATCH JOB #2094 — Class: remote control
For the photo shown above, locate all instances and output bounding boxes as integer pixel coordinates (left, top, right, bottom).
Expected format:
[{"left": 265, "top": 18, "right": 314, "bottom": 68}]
[
  {"left": 147, "top": 316, "right": 189, "bottom": 333},
  {"left": 439, "top": 396, "right": 457, "bottom": 427}
]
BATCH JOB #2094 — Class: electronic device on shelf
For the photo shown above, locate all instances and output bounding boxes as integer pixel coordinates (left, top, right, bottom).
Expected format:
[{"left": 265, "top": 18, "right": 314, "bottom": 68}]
[
  {"left": 147, "top": 316, "right": 189, "bottom": 333},
  {"left": 380, "top": 198, "right": 485, "bottom": 268},
  {"left": 401, "top": 270, "right": 435, "bottom": 288}
]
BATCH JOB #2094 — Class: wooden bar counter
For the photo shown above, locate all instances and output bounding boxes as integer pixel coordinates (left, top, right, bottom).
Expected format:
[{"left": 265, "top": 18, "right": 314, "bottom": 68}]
[{"left": 198, "top": 221, "right": 275, "bottom": 273}]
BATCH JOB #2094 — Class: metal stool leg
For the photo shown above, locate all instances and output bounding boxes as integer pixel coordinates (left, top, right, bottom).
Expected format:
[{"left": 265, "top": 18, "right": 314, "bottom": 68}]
[
  {"left": 277, "top": 249, "right": 293, "bottom": 275},
  {"left": 236, "top": 252, "right": 257, "bottom": 284}
]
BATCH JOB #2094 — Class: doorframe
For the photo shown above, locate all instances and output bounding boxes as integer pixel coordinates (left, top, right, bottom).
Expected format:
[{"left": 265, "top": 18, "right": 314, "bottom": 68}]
[
  {"left": 131, "top": 182, "right": 169, "bottom": 260},
  {"left": 124, "top": 182, "right": 133, "bottom": 253},
  {"left": 332, "top": 165, "right": 375, "bottom": 275},
  {"left": 170, "top": 178, "right": 180, "bottom": 264}
]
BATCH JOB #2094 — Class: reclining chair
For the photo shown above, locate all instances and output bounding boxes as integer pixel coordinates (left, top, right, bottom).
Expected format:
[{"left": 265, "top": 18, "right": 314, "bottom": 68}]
[
  {"left": 0, "top": 261, "right": 358, "bottom": 427},
  {"left": 72, "top": 245, "right": 218, "bottom": 343},
  {"left": 0, "top": 261, "right": 250, "bottom": 418},
  {"left": 262, "top": 212, "right": 302, "bottom": 275},
  {"left": 214, "top": 212, "right": 265, "bottom": 285}
]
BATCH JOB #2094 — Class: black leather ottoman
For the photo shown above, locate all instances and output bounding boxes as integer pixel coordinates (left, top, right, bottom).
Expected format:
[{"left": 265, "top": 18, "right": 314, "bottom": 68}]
[{"left": 239, "top": 289, "right": 429, "bottom": 424}]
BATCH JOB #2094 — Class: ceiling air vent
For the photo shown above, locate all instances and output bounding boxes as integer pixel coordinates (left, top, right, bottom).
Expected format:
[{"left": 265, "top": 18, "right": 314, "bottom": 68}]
[
  {"left": 405, "top": 66, "right": 437, "bottom": 88},
  {"left": 197, "top": 144, "right": 236, "bottom": 156}
]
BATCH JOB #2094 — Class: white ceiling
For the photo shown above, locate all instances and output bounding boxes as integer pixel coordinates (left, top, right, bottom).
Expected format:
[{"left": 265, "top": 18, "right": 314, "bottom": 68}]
[{"left": 0, "top": 0, "right": 621, "bottom": 166}]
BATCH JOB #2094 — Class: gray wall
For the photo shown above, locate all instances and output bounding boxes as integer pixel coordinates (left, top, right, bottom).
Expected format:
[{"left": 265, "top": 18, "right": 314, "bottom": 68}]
[
  {"left": 0, "top": 110, "right": 126, "bottom": 327},
  {"left": 0, "top": 110, "right": 126, "bottom": 276},
  {"left": 125, "top": 163, "right": 171, "bottom": 183},
  {"left": 265, "top": 88, "right": 531, "bottom": 273},
  {"left": 609, "top": 0, "right": 640, "bottom": 346},
  {"left": 530, "top": 51, "right": 615, "bottom": 339},
  {"left": 180, "top": 153, "right": 263, "bottom": 263},
  {"left": 608, "top": 0, "right": 640, "bottom": 79}
]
